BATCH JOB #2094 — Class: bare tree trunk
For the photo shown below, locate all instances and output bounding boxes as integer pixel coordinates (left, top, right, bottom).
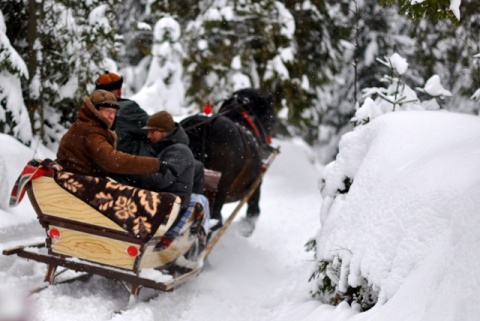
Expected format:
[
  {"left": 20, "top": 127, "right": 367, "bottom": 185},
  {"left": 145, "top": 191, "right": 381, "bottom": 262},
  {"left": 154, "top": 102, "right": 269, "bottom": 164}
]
[
  {"left": 353, "top": 0, "right": 359, "bottom": 107},
  {"left": 27, "top": 0, "right": 40, "bottom": 138}
]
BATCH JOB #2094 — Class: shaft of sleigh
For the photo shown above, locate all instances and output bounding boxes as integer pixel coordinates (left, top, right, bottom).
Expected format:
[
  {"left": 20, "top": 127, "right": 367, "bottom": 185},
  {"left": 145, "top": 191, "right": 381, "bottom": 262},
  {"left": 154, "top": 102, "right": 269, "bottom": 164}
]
[{"left": 199, "top": 147, "right": 280, "bottom": 262}]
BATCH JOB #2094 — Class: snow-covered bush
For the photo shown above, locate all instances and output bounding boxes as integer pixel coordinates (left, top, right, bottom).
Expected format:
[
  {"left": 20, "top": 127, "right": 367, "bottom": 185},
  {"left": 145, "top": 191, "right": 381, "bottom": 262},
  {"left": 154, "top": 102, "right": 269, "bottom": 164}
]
[
  {"left": 309, "top": 53, "right": 455, "bottom": 312},
  {"left": 309, "top": 111, "right": 480, "bottom": 318},
  {"left": 306, "top": 239, "right": 378, "bottom": 311},
  {"left": 351, "top": 53, "right": 451, "bottom": 127}
]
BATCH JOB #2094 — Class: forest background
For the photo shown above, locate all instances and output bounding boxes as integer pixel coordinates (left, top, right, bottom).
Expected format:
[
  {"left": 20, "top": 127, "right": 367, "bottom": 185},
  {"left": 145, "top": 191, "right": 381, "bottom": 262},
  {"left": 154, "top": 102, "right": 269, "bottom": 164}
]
[{"left": 0, "top": 0, "right": 478, "bottom": 164}]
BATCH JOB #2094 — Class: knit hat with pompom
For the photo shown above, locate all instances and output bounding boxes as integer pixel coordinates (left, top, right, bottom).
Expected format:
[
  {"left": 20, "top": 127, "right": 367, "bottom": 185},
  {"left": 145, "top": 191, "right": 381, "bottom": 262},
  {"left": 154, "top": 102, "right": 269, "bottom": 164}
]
[{"left": 95, "top": 71, "right": 123, "bottom": 91}]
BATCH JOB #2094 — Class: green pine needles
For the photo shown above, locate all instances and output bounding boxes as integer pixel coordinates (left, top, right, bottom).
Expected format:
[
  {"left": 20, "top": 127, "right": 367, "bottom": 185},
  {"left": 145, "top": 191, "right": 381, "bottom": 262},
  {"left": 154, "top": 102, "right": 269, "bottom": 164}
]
[{"left": 306, "top": 242, "right": 379, "bottom": 312}]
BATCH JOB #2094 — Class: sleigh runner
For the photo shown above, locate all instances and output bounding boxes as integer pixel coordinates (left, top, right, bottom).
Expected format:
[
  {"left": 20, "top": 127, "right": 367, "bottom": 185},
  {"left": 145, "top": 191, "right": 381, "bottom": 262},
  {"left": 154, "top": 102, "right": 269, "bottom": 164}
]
[{"left": 3, "top": 147, "right": 279, "bottom": 305}]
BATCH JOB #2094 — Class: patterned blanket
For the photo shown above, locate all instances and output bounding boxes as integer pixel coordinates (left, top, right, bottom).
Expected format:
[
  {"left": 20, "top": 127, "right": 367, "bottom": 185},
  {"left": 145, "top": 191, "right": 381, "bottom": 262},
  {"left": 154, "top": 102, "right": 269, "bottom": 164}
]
[
  {"left": 54, "top": 171, "right": 178, "bottom": 242},
  {"left": 10, "top": 159, "right": 179, "bottom": 242}
]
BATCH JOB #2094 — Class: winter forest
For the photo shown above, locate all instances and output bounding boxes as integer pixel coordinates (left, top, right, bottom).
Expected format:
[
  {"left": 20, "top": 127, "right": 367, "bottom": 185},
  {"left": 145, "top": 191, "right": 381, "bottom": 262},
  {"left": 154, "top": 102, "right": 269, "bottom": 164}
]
[
  {"left": 1, "top": 0, "right": 480, "bottom": 320},
  {"left": 1, "top": 0, "right": 479, "bottom": 162}
]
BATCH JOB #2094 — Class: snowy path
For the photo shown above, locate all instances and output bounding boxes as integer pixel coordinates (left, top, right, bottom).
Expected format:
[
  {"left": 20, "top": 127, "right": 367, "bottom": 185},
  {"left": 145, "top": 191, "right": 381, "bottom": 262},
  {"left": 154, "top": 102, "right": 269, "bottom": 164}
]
[{"left": 0, "top": 138, "right": 323, "bottom": 321}]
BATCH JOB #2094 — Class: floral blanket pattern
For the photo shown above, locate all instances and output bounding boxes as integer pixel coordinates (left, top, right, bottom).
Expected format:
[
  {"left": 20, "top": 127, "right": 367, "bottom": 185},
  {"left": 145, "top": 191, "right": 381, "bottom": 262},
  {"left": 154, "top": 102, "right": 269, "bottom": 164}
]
[{"left": 54, "top": 171, "right": 179, "bottom": 242}]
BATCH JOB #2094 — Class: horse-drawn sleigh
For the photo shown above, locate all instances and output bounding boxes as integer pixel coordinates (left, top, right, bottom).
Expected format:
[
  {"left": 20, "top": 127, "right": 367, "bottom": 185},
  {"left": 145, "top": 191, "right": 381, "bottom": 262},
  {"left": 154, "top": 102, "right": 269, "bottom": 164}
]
[{"left": 2, "top": 88, "right": 279, "bottom": 311}]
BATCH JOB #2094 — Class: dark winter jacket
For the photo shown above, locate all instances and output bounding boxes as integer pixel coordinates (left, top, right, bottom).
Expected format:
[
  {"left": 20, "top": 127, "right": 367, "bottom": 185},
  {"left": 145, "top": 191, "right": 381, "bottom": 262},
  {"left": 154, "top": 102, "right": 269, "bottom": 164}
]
[
  {"left": 120, "top": 124, "right": 195, "bottom": 211},
  {"left": 115, "top": 98, "right": 151, "bottom": 156},
  {"left": 193, "top": 159, "right": 205, "bottom": 194},
  {"left": 56, "top": 96, "right": 160, "bottom": 178}
]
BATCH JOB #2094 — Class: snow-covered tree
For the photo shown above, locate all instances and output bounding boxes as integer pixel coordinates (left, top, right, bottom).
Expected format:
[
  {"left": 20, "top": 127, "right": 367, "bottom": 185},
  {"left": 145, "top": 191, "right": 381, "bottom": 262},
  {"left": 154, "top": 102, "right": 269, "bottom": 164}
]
[
  {"left": 183, "top": 0, "right": 295, "bottom": 111},
  {"left": 315, "top": 1, "right": 414, "bottom": 163},
  {"left": 273, "top": 0, "right": 348, "bottom": 144},
  {"left": 380, "top": 0, "right": 462, "bottom": 24},
  {"left": 130, "top": 16, "right": 187, "bottom": 116},
  {"left": 472, "top": 53, "right": 480, "bottom": 110},
  {"left": 0, "top": 10, "right": 32, "bottom": 145},
  {"left": 407, "top": 0, "right": 480, "bottom": 115},
  {"left": 113, "top": 0, "right": 152, "bottom": 67},
  {"left": 0, "top": 0, "right": 117, "bottom": 147}
]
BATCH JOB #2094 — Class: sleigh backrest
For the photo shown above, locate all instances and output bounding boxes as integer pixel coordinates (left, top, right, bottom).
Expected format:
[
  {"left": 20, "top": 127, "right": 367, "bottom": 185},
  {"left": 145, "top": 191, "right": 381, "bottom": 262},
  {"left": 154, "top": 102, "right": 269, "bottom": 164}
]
[{"left": 203, "top": 169, "right": 222, "bottom": 213}]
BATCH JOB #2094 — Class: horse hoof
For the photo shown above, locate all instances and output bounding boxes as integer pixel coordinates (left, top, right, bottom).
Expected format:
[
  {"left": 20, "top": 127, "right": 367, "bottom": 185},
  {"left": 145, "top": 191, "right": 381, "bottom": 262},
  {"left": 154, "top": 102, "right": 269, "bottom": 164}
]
[
  {"left": 209, "top": 218, "right": 223, "bottom": 232},
  {"left": 238, "top": 216, "right": 258, "bottom": 237}
]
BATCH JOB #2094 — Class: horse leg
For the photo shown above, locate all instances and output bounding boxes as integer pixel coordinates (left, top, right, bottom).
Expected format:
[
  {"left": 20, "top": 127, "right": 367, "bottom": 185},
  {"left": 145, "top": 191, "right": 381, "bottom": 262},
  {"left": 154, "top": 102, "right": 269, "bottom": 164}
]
[
  {"left": 246, "top": 182, "right": 261, "bottom": 218},
  {"left": 238, "top": 183, "right": 261, "bottom": 237},
  {"left": 208, "top": 175, "right": 232, "bottom": 231}
]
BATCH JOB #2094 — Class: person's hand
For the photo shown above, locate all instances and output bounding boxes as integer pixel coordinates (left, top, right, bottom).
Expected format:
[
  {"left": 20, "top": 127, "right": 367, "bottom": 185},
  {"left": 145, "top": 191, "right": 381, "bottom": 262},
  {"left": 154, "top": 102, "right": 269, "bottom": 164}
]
[{"left": 159, "top": 160, "right": 168, "bottom": 173}]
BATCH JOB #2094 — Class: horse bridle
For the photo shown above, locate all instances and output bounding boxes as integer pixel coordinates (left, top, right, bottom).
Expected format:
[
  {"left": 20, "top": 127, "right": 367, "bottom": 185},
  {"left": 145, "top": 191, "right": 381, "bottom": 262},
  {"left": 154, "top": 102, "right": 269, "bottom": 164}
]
[
  {"left": 183, "top": 95, "right": 275, "bottom": 163},
  {"left": 182, "top": 94, "right": 270, "bottom": 143}
]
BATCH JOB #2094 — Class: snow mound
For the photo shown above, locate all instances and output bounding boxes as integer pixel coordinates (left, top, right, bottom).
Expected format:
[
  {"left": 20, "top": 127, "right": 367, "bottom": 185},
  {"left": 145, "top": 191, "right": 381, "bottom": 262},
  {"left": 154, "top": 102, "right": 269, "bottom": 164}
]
[{"left": 315, "top": 111, "right": 480, "bottom": 321}]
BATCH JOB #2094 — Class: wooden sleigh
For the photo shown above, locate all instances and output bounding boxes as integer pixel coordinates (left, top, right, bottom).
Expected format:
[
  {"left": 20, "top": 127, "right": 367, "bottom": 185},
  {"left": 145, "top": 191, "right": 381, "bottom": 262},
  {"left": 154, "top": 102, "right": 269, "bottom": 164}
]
[
  {"left": 3, "top": 148, "right": 279, "bottom": 309},
  {"left": 3, "top": 160, "right": 222, "bottom": 299}
]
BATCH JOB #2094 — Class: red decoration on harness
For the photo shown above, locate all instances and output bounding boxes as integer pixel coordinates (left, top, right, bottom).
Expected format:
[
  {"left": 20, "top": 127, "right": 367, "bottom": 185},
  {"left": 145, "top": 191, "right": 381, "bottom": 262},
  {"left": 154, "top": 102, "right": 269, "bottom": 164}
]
[
  {"left": 240, "top": 111, "right": 262, "bottom": 140},
  {"left": 48, "top": 228, "right": 60, "bottom": 240},
  {"left": 267, "top": 134, "right": 272, "bottom": 145},
  {"left": 203, "top": 102, "right": 213, "bottom": 115},
  {"left": 127, "top": 245, "right": 139, "bottom": 257}
]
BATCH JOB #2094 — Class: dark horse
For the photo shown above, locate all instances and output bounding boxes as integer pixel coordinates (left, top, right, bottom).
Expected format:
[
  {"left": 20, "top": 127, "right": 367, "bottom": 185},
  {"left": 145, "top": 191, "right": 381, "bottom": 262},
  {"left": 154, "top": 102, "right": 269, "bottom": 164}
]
[{"left": 180, "top": 88, "right": 276, "bottom": 236}]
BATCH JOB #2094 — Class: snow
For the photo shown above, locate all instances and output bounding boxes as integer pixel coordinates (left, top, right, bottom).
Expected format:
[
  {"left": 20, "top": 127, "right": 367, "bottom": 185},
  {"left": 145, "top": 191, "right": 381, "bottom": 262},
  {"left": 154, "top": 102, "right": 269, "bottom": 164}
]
[
  {"left": 315, "top": 110, "right": 480, "bottom": 321},
  {"left": 423, "top": 75, "right": 452, "bottom": 97},
  {"left": 0, "top": 111, "right": 480, "bottom": 321},
  {"left": 0, "top": 0, "right": 475, "bottom": 318},
  {"left": 275, "top": 2, "right": 295, "bottom": 39},
  {"left": 449, "top": 0, "right": 461, "bottom": 20},
  {"left": 0, "top": 108, "right": 479, "bottom": 320},
  {"left": 389, "top": 52, "right": 408, "bottom": 75},
  {"left": 89, "top": 5, "right": 112, "bottom": 33}
]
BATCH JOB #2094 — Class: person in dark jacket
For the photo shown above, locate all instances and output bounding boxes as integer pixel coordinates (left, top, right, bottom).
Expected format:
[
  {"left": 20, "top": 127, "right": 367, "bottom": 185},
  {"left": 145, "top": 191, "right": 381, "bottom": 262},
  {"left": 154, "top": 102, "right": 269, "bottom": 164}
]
[
  {"left": 56, "top": 89, "right": 161, "bottom": 177},
  {"left": 119, "top": 111, "right": 196, "bottom": 211},
  {"left": 95, "top": 71, "right": 151, "bottom": 156}
]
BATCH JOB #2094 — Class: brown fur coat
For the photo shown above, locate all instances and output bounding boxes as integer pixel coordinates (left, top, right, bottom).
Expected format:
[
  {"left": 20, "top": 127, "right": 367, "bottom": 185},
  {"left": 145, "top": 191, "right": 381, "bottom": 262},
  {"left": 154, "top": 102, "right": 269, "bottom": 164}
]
[{"left": 56, "top": 96, "right": 160, "bottom": 177}]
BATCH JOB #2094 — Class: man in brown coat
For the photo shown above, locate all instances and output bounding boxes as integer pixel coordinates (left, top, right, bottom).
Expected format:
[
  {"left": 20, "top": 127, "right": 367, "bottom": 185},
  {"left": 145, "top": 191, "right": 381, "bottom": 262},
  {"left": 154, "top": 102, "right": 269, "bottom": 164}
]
[{"left": 56, "top": 89, "right": 161, "bottom": 178}]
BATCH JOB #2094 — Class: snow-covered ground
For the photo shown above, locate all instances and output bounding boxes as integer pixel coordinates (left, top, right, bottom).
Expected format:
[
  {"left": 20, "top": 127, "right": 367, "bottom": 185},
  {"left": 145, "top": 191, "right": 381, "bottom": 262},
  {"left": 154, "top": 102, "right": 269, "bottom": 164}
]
[
  {"left": 0, "top": 135, "right": 323, "bottom": 321},
  {"left": 1, "top": 109, "right": 480, "bottom": 321}
]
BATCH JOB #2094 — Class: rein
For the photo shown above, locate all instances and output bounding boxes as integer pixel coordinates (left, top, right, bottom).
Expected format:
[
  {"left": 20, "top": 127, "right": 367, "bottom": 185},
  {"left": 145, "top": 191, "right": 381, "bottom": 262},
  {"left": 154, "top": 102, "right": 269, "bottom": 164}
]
[
  {"left": 181, "top": 95, "right": 274, "bottom": 164},
  {"left": 180, "top": 102, "right": 240, "bottom": 132},
  {"left": 182, "top": 96, "right": 270, "bottom": 146}
]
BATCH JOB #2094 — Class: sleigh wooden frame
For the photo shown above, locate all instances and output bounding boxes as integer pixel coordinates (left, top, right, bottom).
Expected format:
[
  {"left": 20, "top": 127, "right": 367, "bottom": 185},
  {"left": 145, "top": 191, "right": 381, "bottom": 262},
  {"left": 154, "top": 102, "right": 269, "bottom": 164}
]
[
  {"left": 3, "top": 168, "right": 222, "bottom": 298},
  {"left": 3, "top": 147, "right": 279, "bottom": 306}
]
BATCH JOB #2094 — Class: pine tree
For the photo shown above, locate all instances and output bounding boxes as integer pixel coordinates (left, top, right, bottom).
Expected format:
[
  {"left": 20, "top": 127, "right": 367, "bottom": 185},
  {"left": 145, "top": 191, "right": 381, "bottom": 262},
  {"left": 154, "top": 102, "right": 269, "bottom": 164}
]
[
  {"left": 130, "top": 16, "right": 187, "bottom": 116},
  {"left": 407, "top": 0, "right": 480, "bottom": 114},
  {"left": 0, "top": 0, "right": 117, "bottom": 147},
  {"left": 114, "top": 0, "right": 152, "bottom": 67},
  {"left": 183, "top": 0, "right": 294, "bottom": 110},
  {"left": 316, "top": 1, "right": 414, "bottom": 162},
  {"left": 0, "top": 10, "right": 32, "bottom": 145},
  {"left": 279, "top": 0, "right": 350, "bottom": 143},
  {"left": 380, "top": 0, "right": 461, "bottom": 24}
]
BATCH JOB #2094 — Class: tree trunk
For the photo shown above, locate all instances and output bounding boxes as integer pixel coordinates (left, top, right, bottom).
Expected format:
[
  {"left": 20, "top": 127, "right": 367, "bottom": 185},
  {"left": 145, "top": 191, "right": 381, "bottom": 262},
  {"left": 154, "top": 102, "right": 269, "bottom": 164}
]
[{"left": 26, "top": 0, "right": 39, "bottom": 137}]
